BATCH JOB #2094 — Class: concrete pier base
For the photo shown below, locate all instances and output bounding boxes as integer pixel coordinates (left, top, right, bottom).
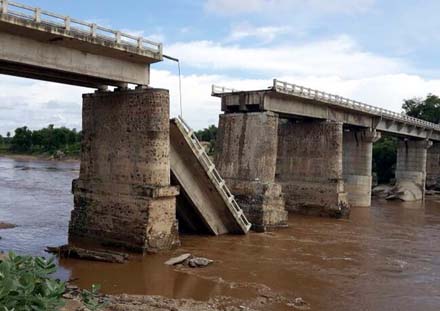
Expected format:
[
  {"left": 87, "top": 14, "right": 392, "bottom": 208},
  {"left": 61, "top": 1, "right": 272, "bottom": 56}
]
[
  {"left": 343, "top": 129, "right": 381, "bottom": 207},
  {"left": 394, "top": 139, "right": 432, "bottom": 201},
  {"left": 69, "top": 88, "right": 180, "bottom": 253},
  {"left": 276, "top": 119, "right": 349, "bottom": 218},
  {"left": 215, "top": 112, "right": 288, "bottom": 231},
  {"left": 427, "top": 142, "right": 440, "bottom": 189}
]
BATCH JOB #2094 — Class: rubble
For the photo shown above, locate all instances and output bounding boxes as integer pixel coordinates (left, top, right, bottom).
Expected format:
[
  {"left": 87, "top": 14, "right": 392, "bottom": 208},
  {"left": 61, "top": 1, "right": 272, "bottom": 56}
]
[
  {"left": 165, "top": 254, "right": 213, "bottom": 268},
  {"left": 46, "top": 245, "right": 129, "bottom": 264}
]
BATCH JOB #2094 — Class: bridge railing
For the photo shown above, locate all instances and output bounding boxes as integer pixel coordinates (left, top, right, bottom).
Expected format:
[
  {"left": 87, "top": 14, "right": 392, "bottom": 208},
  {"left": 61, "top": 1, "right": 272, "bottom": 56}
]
[
  {"left": 211, "top": 85, "right": 239, "bottom": 95},
  {"left": 272, "top": 79, "right": 440, "bottom": 131},
  {"left": 0, "top": 0, "right": 162, "bottom": 54}
]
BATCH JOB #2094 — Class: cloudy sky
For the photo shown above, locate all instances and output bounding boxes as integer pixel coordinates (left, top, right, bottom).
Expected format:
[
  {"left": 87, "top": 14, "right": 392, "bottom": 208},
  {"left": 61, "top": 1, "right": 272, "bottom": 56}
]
[{"left": 2, "top": 0, "right": 440, "bottom": 135}]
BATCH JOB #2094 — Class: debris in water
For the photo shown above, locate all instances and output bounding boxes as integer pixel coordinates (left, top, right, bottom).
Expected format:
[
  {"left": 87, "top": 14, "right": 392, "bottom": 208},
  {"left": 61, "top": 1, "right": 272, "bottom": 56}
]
[
  {"left": 287, "top": 297, "right": 310, "bottom": 310},
  {"left": 165, "top": 253, "right": 192, "bottom": 266},
  {"left": 45, "top": 245, "right": 129, "bottom": 264},
  {"left": 165, "top": 253, "right": 213, "bottom": 268}
]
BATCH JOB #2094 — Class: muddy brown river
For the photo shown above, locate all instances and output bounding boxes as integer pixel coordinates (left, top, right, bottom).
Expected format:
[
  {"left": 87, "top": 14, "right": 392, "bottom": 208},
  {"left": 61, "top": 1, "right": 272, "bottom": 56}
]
[{"left": 1, "top": 156, "right": 440, "bottom": 310}]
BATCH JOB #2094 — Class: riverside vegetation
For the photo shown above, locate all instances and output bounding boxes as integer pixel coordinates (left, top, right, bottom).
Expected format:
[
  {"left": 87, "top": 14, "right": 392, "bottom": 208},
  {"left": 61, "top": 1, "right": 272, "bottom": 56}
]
[
  {"left": 0, "top": 252, "right": 102, "bottom": 311},
  {"left": 0, "top": 125, "right": 81, "bottom": 158}
]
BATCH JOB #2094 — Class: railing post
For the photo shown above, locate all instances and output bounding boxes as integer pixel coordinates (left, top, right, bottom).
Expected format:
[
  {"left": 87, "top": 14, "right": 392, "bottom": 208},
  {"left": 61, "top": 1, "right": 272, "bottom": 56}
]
[
  {"left": 34, "top": 8, "right": 41, "bottom": 23},
  {"left": 158, "top": 43, "right": 163, "bottom": 55},
  {"left": 1, "top": 0, "right": 8, "bottom": 15},
  {"left": 64, "top": 16, "right": 70, "bottom": 31},
  {"left": 137, "top": 37, "right": 143, "bottom": 49},
  {"left": 115, "top": 31, "right": 121, "bottom": 44},
  {"left": 91, "top": 23, "right": 97, "bottom": 38}
]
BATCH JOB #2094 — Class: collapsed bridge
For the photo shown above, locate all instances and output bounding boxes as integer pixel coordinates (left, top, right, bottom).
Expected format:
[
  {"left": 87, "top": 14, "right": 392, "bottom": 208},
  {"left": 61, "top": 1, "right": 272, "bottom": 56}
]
[{"left": 0, "top": 0, "right": 250, "bottom": 254}]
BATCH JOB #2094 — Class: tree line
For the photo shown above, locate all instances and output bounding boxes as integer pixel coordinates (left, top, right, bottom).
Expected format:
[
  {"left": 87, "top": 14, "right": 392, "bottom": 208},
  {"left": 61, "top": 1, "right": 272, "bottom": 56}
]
[{"left": 0, "top": 125, "right": 81, "bottom": 156}]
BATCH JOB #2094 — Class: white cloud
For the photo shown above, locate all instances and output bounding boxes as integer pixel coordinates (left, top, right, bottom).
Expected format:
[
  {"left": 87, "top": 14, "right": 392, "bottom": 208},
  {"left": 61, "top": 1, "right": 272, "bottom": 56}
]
[
  {"left": 120, "top": 29, "right": 165, "bottom": 43},
  {"left": 2, "top": 70, "right": 440, "bottom": 136},
  {"left": 166, "top": 35, "right": 406, "bottom": 79},
  {"left": 226, "top": 23, "right": 294, "bottom": 43},
  {"left": 205, "top": 0, "right": 376, "bottom": 15},
  {"left": 149, "top": 71, "right": 440, "bottom": 131}
]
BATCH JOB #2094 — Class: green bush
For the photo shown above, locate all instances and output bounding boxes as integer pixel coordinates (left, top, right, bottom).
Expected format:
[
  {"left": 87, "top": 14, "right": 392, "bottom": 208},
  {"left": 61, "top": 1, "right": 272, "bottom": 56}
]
[{"left": 0, "top": 252, "right": 65, "bottom": 311}]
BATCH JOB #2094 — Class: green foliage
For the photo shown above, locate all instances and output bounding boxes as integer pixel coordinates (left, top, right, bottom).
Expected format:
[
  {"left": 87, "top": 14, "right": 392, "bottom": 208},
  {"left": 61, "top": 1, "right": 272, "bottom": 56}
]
[
  {"left": 7, "top": 125, "right": 81, "bottom": 156},
  {"left": 81, "top": 284, "right": 105, "bottom": 311},
  {"left": 195, "top": 125, "right": 217, "bottom": 156},
  {"left": 0, "top": 252, "right": 65, "bottom": 311},
  {"left": 10, "top": 127, "right": 33, "bottom": 153},
  {"left": 403, "top": 94, "right": 440, "bottom": 123},
  {"left": 373, "top": 135, "right": 397, "bottom": 184}
]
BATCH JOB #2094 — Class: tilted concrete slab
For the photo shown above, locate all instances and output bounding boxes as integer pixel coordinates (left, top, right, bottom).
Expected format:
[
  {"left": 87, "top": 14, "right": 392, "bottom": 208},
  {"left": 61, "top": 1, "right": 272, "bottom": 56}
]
[
  {"left": 170, "top": 117, "right": 251, "bottom": 235},
  {"left": 212, "top": 80, "right": 440, "bottom": 141},
  {"left": 0, "top": 0, "right": 162, "bottom": 87}
]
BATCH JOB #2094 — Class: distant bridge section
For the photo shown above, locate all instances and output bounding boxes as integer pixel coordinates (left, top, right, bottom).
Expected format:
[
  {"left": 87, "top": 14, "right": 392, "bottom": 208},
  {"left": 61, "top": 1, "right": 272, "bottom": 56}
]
[
  {"left": 0, "top": 0, "right": 162, "bottom": 88},
  {"left": 212, "top": 79, "right": 440, "bottom": 141},
  {"left": 212, "top": 79, "right": 440, "bottom": 225}
]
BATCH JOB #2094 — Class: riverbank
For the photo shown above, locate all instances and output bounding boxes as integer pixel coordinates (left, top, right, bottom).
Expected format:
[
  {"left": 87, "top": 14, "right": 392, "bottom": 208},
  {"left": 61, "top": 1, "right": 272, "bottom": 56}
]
[
  {"left": 0, "top": 222, "right": 16, "bottom": 230},
  {"left": 62, "top": 289, "right": 307, "bottom": 311},
  {"left": 0, "top": 152, "right": 79, "bottom": 162}
]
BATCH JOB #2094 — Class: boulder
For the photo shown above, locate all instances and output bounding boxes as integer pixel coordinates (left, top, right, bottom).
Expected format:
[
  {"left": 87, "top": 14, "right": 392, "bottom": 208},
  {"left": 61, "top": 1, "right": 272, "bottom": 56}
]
[
  {"left": 372, "top": 184, "right": 393, "bottom": 198},
  {"left": 165, "top": 254, "right": 214, "bottom": 268},
  {"left": 386, "top": 181, "right": 423, "bottom": 201},
  {"left": 165, "top": 253, "right": 192, "bottom": 266},
  {"left": 187, "top": 257, "right": 213, "bottom": 268}
]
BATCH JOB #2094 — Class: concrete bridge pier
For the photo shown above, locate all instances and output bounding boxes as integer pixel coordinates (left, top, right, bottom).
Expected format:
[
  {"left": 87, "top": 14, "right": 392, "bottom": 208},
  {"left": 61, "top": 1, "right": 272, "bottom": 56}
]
[
  {"left": 343, "top": 129, "right": 381, "bottom": 207},
  {"left": 69, "top": 88, "right": 180, "bottom": 253},
  {"left": 215, "top": 112, "right": 288, "bottom": 232},
  {"left": 395, "top": 138, "right": 433, "bottom": 201},
  {"left": 427, "top": 142, "right": 440, "bottom": 189},
  {"left": 276, "top": 119, "right": 349, "bottom": 218}
]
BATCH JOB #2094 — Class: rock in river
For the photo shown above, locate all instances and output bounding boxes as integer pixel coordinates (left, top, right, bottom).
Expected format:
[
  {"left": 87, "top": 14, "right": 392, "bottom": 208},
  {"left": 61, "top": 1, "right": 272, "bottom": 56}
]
[{"left": 165, "top": 253, "right": 192, "bottom": 266}]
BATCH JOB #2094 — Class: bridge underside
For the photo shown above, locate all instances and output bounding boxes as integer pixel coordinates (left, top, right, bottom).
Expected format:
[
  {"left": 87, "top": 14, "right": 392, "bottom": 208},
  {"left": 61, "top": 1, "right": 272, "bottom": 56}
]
[
  {"left": 0, "top": 60, "right": 124, "bottom": 88},
  {"left": 0, "top": 17, "right": 158, "bottom": 87}
]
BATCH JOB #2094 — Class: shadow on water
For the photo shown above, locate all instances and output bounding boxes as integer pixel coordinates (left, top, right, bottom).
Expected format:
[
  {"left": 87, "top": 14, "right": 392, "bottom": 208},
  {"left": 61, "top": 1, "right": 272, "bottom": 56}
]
[{"left": 2, "top": 156, "right": 440, "bottom": 310}]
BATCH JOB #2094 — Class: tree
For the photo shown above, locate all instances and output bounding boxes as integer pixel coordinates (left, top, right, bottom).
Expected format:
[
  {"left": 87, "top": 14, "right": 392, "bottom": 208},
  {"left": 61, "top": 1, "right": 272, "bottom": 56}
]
[
  {"left": 402, "top": 94, "right": 440, "bottom": 123},
  {"left": 373, "top": 135, "right": 397, "bottom": 184},
  {"left": 10, "top": 126, "right": 33, "bottom": 153},
  {"left": 195, "top": 125, "right": 218, "bottom": 155}
]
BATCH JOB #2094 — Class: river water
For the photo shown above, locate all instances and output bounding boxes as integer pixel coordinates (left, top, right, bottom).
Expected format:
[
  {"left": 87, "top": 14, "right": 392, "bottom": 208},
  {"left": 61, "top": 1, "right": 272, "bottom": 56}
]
[{"left": 1, "top": 156, "right": 440, "bottom": 310}]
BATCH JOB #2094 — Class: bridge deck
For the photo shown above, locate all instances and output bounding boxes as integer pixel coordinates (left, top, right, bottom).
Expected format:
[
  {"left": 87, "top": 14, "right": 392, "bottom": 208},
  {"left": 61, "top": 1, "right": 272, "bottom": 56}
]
[
  {"left": 170, "top": 117, "right": 251, "bottom": 235},
  {"left": 212, "top": 79, "right": 440, "bottom": 141},
  {"left": 0, "top": 0, "right": 162, "bottom": 87}
]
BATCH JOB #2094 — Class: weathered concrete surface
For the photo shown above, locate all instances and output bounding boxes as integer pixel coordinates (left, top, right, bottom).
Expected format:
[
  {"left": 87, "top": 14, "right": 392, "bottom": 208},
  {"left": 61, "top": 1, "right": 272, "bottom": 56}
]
[
  {"left": 276, "top": 119, "right": 349, "bottom": 218},
  {"left": 343, "top": 129, "right": 381, "bottom": 207},
  {"left": 427, "top": 142, "right": 440, "bottom": 189},
  {"left": 215, "top": 112, "right": 287, "bottom": 231},
  {"left": 69, "top": 88, "right": 179, "bottom": 253},
  {"left": 392, "top": 139, "right": 432, "bottom": 201},
  {"left": 169, "top": 119, "right": 249, "bottom": 235},
  {"left": 0, "top": 14, "right": 160, "bottom": 87}
]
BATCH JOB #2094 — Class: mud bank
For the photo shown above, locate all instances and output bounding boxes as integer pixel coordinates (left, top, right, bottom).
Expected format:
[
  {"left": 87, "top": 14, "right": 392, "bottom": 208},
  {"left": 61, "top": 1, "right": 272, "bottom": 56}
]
[
  {"left": 63, "top": 292, "right": 309, "bottom": 311},
  {"left": 0, "top": 222, "right": 16, "bottom": 230}
]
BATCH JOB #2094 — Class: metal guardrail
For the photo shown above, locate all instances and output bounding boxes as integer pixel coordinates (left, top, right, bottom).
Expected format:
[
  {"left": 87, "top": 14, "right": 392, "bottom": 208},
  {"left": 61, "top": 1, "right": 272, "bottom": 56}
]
[
  {"left": 272, "top": 79, "right": 440, "bottom": 131},
  {"left": 211, "top": 85, "right": 239, "bottom": 95},
  {"left": 0, "top": 0, "right": 162, "bottom": 54},
  {"left": 174, "top": 116, "right": 251, "bottom": 233},
  {"left": 212, "top": 79, "right": 440, "bottom": 132}
]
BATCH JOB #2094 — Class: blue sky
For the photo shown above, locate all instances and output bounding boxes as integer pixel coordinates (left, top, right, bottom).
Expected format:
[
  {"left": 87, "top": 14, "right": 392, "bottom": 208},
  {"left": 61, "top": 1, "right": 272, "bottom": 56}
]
[{"left": 2, "top": 0, "right": 440, "bottom": 134}]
